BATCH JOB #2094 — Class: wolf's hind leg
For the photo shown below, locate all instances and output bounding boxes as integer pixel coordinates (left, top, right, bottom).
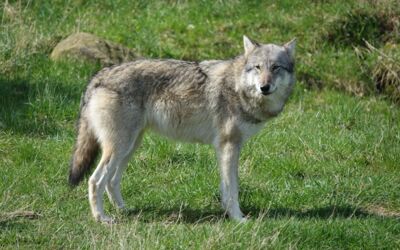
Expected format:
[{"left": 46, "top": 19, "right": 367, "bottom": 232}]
[
  {"left": 87, "top": 88, "right": 145, "bottom": 223},
  {"left": 106, "top": 130, "right": 144, "bottom": 210},
  {"left": 88, "top": 146, "right": 119, "bottom": 223},
  {"left": 89, "top": 138, "right": 140, "bottom": 223}
]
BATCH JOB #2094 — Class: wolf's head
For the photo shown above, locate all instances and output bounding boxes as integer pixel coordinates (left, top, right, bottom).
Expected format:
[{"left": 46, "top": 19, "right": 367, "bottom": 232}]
[{"left": 239, "top": 36, "right": 296, "bottom": 104}]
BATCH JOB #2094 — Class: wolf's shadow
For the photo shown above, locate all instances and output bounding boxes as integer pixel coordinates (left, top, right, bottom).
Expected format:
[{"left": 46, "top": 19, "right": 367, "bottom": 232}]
[{"left": 123, "top": 204, "right": 390, "bottom": 224}]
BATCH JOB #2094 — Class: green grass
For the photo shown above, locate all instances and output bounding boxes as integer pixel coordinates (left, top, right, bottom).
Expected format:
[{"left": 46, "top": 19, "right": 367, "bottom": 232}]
[{"left": 1, "top": 0, "right": 399, "bottom": 249}]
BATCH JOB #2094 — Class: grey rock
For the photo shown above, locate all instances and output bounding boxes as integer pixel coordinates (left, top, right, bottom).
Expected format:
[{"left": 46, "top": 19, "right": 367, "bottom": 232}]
[{"left": 50, "top": 32, "right": 138, "bottom": 66}]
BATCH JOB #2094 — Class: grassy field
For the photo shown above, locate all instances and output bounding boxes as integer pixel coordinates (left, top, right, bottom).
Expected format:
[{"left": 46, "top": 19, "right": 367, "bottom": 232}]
[{"left": 1, "top": 0, "right": 399, "bottom": 249}]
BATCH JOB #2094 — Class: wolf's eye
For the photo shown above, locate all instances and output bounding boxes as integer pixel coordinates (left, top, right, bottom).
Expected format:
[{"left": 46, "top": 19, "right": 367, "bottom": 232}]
[
  {"left": 271, "top": 65, "right": 281, "bottom": 73},
  {"left": 254, "top": 65, "right": 261, "bottom": 71}
]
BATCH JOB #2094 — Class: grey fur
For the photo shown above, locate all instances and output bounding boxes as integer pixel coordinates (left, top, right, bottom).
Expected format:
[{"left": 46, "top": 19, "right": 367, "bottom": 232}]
[{"left": 70, "top": 36, "right": 296, "bottom": 223}]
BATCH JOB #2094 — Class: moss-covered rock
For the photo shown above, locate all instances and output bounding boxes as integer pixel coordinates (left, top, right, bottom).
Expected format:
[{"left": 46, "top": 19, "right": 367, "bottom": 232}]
[{"left": 50, "top": 32, "right": 138, "bottom": 66}]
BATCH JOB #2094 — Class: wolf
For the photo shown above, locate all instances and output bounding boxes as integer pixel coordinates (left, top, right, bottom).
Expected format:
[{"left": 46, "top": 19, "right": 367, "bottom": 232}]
[{"left": 69, "top": 36, "right": 296, "bottom": 223}]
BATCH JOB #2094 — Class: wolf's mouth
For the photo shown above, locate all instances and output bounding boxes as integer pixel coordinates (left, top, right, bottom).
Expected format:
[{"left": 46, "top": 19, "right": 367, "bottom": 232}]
[
  {"left": 262, "top": 91, "right": 273, "bottom": 95},
  {"left": 261, "top": 89, "right": 276, "bottom": 96}
]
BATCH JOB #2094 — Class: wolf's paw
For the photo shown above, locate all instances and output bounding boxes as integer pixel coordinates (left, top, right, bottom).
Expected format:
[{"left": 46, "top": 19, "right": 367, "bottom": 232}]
[
  {"left": 115, "top": 205, "right": 127, "bottom": 213},
  {"left": 118, "top": 207, "right": 138, "bottom": 216},
  {"left": 96, "top": 215, "right": 116, "bottom": 224},
  {"left": 232, "top": 215, "right": 248, "bottom": 223},
  {"left": 239, "top": 216, "right": 248, "bottom": 223},
  {"left": 114, "top": 202, "right": 126, "bottom": 210}
]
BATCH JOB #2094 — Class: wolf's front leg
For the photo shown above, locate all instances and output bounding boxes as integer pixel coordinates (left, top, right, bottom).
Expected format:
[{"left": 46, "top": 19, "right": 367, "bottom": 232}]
[{"left": 216, "top": 141, "right": 246, "bottom": 222}]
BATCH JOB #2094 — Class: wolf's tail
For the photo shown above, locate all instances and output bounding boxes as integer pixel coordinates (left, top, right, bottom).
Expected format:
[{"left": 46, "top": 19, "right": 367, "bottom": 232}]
[{"left": 69, "top": 115, "right": 99, "bottom": 186}]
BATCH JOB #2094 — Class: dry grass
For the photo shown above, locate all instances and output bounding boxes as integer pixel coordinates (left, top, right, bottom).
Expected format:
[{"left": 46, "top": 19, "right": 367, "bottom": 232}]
[
  {"left": 355, "top": 41, "right": 400, "bottom": 103},
  {"left": 364, "top": 205, "right": 400, "bottom": 218},
  {"left": 0, "top": 1, "right": 64, "bottom": 74},
  {"left": 0, "top": 211, "right": 42, "bottom": 223}
]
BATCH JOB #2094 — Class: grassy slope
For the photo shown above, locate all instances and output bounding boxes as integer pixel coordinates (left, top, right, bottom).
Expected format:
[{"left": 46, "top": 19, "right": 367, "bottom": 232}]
[{"left": 1, "top": 0, "right": 399, "bottom": 249}]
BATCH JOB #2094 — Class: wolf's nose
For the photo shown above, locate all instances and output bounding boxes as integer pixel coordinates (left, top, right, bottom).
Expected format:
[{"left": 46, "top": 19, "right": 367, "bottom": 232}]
[{"left": 260, "top": 84, "right": 271, "bottom": 94}]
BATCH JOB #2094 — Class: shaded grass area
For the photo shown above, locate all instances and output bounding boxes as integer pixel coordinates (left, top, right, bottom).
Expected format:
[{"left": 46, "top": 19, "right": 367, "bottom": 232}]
[
  {"left": 1, "top": 0, "right": 400, "bottom": 248},
  {"left": 0, "top": 57, "right": 98, "bottom": 136},
  {"left": 325, "top": 4, "right": 400, "bottom": 48}
]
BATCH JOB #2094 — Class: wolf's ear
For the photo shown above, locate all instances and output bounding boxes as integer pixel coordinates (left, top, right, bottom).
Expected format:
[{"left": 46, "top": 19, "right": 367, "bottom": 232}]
[
  {"left": 243, "top": 35, "right": 259, "bottom": 56},
  {"left": 284, "top": 38, "right": 296, "bottom": 58}
]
